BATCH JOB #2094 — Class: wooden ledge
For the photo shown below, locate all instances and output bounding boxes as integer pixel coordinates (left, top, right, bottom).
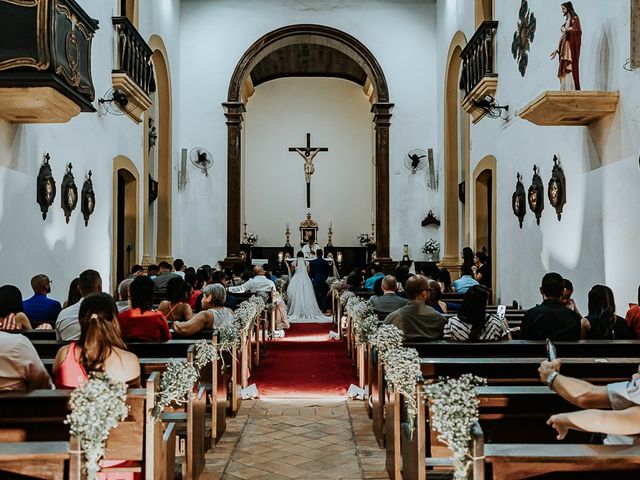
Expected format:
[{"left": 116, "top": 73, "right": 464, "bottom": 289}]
[
  {"left": 518, "top": 90, "right": 619, "bottom": 126},
  {"left": 0, "top": 87, "right": 82, "bottom": 123},
  {"left": 461, "top": 76, "right": 498, "bottom": 124},
  {"left": 111, "top": 72, "right": 152, "bottom": 124}
]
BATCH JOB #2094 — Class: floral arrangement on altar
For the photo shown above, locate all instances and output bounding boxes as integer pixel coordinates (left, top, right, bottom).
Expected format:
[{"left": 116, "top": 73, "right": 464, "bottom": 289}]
[
  {"left": 423, "top": 374, "right": 486, "bottom": 480},
  {"left": 66, "top": 374, "right": 128, "bottom": 479},
  {"left": 422, "top": 238, "right": 440, "bottom": 255},
  {"left": 357, "top": 233, "right": 373, "bottom": 246},
  {"left": 246, "top": 232, "right": 259, "bottom": 245}
]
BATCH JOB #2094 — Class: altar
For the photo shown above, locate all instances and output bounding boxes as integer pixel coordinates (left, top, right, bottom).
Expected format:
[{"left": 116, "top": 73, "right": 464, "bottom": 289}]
[{"left": 284, "top": 256, "right": 340, "bottom": 278}]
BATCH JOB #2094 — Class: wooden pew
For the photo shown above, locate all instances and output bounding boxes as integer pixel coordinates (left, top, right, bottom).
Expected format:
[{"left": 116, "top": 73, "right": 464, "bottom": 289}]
[
  {"left": 0, "top": 441, "right": 71, "bottom": 480},
  {"left": 30, "top": 339, "right": 203, "bottom": 359}
]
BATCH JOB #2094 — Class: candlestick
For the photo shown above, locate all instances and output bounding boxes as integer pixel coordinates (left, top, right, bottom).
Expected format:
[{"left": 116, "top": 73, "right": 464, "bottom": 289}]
[
  {"left": 327, "top": 221, "right": 333, "bottom": 247},
  {"left": 242, "top": 223, "right": 248, "bottom": 243},
  {"left": 285, "top": 223, "right": 291, "bottom": 247}
]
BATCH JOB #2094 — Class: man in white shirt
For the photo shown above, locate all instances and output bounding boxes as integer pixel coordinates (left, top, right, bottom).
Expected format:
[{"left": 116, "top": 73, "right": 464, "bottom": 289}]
[
  {"left": 229, "top": 266, "right": 275, "bottom": 293},
  {"left": 301, "top": 236, "right": 320, "bottom": 259},
  {"left": 0, "top": 332, "right": 52, "bottom": 391},
  {"left": 55, "top": 269, "right": 102, "bottom": 341}
]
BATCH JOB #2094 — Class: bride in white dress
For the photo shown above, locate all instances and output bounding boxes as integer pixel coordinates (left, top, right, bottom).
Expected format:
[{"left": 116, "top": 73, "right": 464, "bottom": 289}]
[{"left": 287, "top": 253, "right": 331, "bottom": 323}]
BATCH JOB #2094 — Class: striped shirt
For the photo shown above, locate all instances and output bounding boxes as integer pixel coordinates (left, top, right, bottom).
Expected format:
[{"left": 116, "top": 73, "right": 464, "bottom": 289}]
[{"left": 443, "top": 314, "right": 507, "bottom": 341}]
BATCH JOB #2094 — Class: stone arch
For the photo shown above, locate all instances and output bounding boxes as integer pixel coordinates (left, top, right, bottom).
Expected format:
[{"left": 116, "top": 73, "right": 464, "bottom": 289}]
[
  {"left": 112, "top": 155, "right": 140, "bottom": 293},
  {"left": 145, "top": 35, "right": 173, "bottom": 265},
  {"left": 473, "top": 155, "right": 497, "bottom": 298},
  {"left": 441, "top": 31, "right": 470, "bottom": 274},
  {"left": 223, "top": 24, "right": 393, "bottom": 262}
]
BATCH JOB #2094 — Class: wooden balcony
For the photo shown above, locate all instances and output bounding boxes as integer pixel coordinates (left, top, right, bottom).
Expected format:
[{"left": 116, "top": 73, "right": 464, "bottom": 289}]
[
  {"left": 518, "top": 91, "right": 620, "bottom": 126},
  {"left": 460, "top": 21, "right": 499, "bottom": 123},
  {"left": 0, "top": 0, "right": 99, "bottom": 123},
  {"left": 111, "top": 16, "right": 153, "bottom": 123}
]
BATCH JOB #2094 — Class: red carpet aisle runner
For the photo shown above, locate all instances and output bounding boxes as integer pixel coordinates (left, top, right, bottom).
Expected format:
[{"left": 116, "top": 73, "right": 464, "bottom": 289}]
[{"left": 250, "top": 323, "right": 357, "bottom": 398}]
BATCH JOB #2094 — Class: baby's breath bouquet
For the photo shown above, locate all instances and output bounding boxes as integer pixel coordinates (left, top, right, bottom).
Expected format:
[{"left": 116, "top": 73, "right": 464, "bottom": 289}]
[
  {"left": 66, "top": 374, "right": 128, "bottom": 479},
  {"left": 326, "top": 277, "right": 346, "bottom": 297},
  {"left": 340, "top": 290, "right": 355, "bottom": 306},
  {"left": 234, "top": 301, "right": 258, "bottom": 330},
  {"left": 275, "top": 275, "right": 289, "bottom": 291},
  {"left": 384, "top": 348, "right": 422, "bottom": 435},
  {"left": 218, "top": 322, "right": 241, "bottom": 353},
  {"left": 421, "top": 238, "right": 440, "bottom": 254},
  {"left": 370, "top": 323, "right": 404, "bottom": 364},
  {"left": 194, "top": 339, "right": 218, "bottom": 371},
  {"left": 354, "top": 313, "right": 379, "bottom": 345},
  {"left": 152, "top": 360, "right": 198, "bottom": 420},
  {"left": 423, "top": 374, "right": 486, "bottom": 480}
]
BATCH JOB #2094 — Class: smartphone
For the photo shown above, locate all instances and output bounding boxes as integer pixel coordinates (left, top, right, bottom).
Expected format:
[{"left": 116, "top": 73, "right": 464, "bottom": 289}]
[
  {"left": 496, "top": 305, "right": 506, "bottom": 320},
  {"left": 546, "top": 338, "right": 557, "bottom": 361}
]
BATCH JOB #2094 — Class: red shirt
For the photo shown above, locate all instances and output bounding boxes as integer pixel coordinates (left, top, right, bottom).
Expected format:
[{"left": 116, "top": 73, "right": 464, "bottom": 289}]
[
  {"left": 188, "top": 290, "right": 201, "bottom": 310},
  {"left": 625, "top": 306, "right": 640, "bottom": 339},
  {"left": 117, "top": 308, "right": 171, "bottom": 342}
]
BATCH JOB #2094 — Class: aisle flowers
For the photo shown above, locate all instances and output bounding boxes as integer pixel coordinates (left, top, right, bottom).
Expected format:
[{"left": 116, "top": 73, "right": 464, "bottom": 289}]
[
  {"left": 383, "top": 347, "right": 422, "bottom": 434},
  {"left": 151, "top": 360, "right": 198, "bottom": 419},
  {"left": 66, "top": 374, "right": 128, "bottom": 479},
  {"left": 339, "top": 290, "right": 355, "bottom": 306},
  {"left": 354, "top": 313, "right": 379, "bottom": 344},
  {"left": 423, "top": 374, "right": 486, "bottom": 480},
  {"left": 370, "top": 324, "right": 404, "bottom": 364}
]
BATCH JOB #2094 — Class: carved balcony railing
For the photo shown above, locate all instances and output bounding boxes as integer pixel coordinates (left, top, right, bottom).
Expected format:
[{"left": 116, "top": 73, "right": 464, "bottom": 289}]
[
  {"left": 111, "top": 16, "right": 153, "bottom": 123},
  {"left": 460, "top": 21, "right": 498, "bottom": 123},
  {"left": 0, "top": 0, "right": 99, "bottom": 123}
]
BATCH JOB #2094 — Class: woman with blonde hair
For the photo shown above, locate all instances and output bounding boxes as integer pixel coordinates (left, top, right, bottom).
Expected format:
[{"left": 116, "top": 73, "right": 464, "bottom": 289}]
[{"left": 53, "top": 293, "right": 140, "bottom": 389}]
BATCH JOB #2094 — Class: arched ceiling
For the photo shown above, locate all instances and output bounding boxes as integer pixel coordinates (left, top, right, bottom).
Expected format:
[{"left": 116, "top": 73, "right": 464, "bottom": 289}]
[{"left": 249, "top": 43, "right": 368, "bottom": 88}]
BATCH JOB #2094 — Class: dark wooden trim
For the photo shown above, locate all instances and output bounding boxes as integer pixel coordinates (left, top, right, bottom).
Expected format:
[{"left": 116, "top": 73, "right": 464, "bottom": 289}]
[{"left": 223, "top": 102, "right": 245, "bottom": 260}]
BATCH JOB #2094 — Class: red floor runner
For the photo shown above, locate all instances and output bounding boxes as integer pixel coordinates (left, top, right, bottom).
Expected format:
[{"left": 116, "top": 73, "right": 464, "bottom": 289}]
[{"left": 251, "top": 323, "right": 357, "bottom": 398}]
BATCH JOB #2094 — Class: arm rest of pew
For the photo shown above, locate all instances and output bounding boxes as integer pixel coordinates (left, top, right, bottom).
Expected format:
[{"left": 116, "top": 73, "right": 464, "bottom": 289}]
[
  {"left": 484, "top": 444, "right": 640, "bottom": 480},
  {"left": 161, "top": 421, "right": 177, "bottom": 480},
  {"left": 0, "top": 441, "right": 70, "bottom": 480}
]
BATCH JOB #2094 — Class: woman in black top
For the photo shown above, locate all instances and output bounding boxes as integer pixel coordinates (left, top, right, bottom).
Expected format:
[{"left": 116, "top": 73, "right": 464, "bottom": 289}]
[
  {"left": 474, "top": 252, "right": 491, "bottom": 288},
  {"left": 585, "top": 285, "right": 632, "bottom": 340}
]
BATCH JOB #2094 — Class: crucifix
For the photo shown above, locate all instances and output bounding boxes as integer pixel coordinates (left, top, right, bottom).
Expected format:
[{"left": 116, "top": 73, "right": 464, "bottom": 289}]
[{"left": 289, "top": 133, "right": 328, "bottom": 208}]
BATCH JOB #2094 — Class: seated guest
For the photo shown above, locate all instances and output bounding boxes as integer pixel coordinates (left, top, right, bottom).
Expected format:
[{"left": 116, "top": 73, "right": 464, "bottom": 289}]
[
  {"left": 174, "top": 284, "right": 234, "bottom": 336},
  {"left": 173, "top": 258, "right": 186, "bottom": 278},
  {"left": 0, "top": 331, "right": 52, "bottom": 391},
  {"left": 372, "top": 277, "right": 384, "bottom": 297},
  {"left": 56, "top": 270, "right": 102, "bottom": 341},
  {"left": 438, "top": 268, "right": 452, "bottom": 293},
  {"left": 0, "top": 285, "right": 32, "bottom": 331},
  {"left": 561, "top": 278, "right": 581, "bottom": 317},
  {"left": 364, "top": 262, "right": 384, "bottom": 291},
  {"left": 520, "top": 272, "right": 587, "bottom": 341},
  {"left": 116, "top": 278, "right": 132, "bottom": 313},
  {"left": 153, "top": 261, "right": 180, "bottom": 298},
  {"left": 539, "top": 358, "right": 640, "bottom": 445},
  {"left": 263, "top": 263, "right": 277, "bottom": 283},
  {"left": 147, "top": 264, "right": 159, "bottom": 279},
  {"left": 158, "top": 277, "right": 194, "bottom": 321},
  {"left": 117, "top": 276, "right": 171, "bottom": 342},
  {"left": 129, "top": 264, "right": 144, "bottom": 277},
  {"left": 54, "top": 293, "right": 140, "bottom": 389},
  {"left": 394, "top": 265, "right": 411, "bottom": 298},
  {"left": 461, "top": 247, "right": 475, "bottom": 269},
  {"left": 230, "top": 264, "right": 244, "bottom": 286},
  {"left": 626, "top": 285, "right": 640, "bottom": 339},
  {"left": 452, "top": 264, "right": 479, "bottom": 293},
  {"left": 347, "top": 269, "right": 363, "bottom": 292},
  {"left": 473, "top": 252, "right": 491, "bottom": 288},
  {"left": 443, "top": 285, "right": 507, "bottom": 341},
  {"left": 384, "top": 275, "right": 446, "bottom": 341},
  {"left": 212, "top": 270, "right": 238, "bottom": 309},
  {"left": 240, "top": 268, "right": 254, "bottom": 283},
  {"left": 63, "top": 277, "right": 81, "bottom": 308},
  {"left": 185, "top": 269, "right": 199, "bottom": 308},
  {"left": 370, "top": 275, "right": 408, "bottom": 314},
  {"left": 585, "top": 285, "right": 632, "bottom": 340},
  {"left": 22, "top": 274, "right": 61, "bottom": 327},
  {"left": 229, "top": 266, "right": 275, "bottom": 293},
  {"left": 426, "top": 280, "right": 448, "bottom": 314}
]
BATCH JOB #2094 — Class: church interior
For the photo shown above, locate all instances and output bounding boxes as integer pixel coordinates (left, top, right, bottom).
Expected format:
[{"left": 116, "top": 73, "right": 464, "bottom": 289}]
[{"left": 1, "top": 0, "right": 640, "bottom": 478}]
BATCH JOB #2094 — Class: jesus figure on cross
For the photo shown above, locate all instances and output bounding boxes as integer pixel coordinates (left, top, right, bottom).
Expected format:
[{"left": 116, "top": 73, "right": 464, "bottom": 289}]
[{"left": 289, "top": 133, "right": 328, "bottom": 208}]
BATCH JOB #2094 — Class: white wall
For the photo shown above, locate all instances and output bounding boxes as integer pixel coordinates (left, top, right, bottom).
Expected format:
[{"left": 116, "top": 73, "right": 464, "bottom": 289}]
[
  {"left": 0, "top": 0, "right": 180, "bottom": 299},
  {"left": 178, "top": 0, "right": 439, "bottom": 265},
  {"left": 244, "top": 77, "right": 372, "bottom": 247},
  {"left": 436, "top": 0, "right": 640, "bottom": 310}
]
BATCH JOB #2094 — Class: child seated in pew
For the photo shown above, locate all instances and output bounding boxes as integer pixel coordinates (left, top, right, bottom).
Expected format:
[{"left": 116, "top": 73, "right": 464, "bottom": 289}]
[
  {"left": 173, "top": 284, "right": 234, "bottom": 336},
  {"left": 540, "top": 358, "right": 640, "bottom": 445},
  {"left": 54, "top": 293, "right": 140, "bottom": 389},
  {"left": 443, "top": 285, "right": 507, "bottom": 341}
]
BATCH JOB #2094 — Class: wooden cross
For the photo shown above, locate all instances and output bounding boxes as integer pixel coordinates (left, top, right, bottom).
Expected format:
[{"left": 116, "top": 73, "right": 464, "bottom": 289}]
[{"left": 289, "top": 133, "right": 328, "bottom": 208}]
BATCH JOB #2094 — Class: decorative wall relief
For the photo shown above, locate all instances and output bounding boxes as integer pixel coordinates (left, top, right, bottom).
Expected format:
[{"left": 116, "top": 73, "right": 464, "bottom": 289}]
[
  {"left": 512, "top": 173, "right": 526, "bottom": 228},
  {"left": 149, "top": 175, "right": 158, "bottom": 204},
  {"left": 528, "top": 165, "right": 544, "bottom": 225},
  {"left": 421, "top": 210, "right": 441, "bottom": 227},
  {"left": 511, "top": 0, "right": 537, "bottom": 77},
  {"left": 61, "top": 163, "right": 78, "bottom": 223},
  {"left": 81, "top": 170, "right": 95, "bottom": 226},
  {"left": 548, "top": 155, "right": 567, "bottom": 220},
  {"left": 37, "top": 153, "right": 56, "bottom": 220}
]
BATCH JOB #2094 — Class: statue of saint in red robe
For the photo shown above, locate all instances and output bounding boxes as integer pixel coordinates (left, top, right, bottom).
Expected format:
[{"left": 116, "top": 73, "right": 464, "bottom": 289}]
[{"left": 551, "top": 2, "right": 582, "bottom": 90}]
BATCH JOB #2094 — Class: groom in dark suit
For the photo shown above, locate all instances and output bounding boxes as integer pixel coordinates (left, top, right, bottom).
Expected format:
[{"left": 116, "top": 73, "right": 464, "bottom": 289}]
[{"left": 309, "top": 249, "right": 331, "bottom": 311}]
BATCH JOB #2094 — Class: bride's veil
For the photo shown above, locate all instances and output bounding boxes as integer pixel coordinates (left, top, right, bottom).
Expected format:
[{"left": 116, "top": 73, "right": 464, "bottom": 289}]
[{"left": 286, "top": 255, "right": 325, "bottom": 321}]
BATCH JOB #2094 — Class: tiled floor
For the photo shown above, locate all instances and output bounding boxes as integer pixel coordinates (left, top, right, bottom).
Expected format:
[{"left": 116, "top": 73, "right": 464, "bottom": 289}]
[{"left": 201, "top": 398, "right": 388, "bottom": 480}]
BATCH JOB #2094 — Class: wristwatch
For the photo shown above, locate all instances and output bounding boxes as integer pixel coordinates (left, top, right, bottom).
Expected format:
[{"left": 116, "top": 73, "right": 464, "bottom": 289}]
[{"left": 545, "top": 371, "right": 559, "bottom": 388}]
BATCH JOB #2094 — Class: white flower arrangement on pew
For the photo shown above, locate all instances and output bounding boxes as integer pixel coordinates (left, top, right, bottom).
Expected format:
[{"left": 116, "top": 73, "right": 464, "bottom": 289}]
[
  {"left": 370, "top": 323, "right": 404, "bottom": 364},
  {"left": 275, "top": 275, "right": 289, "bottom": 291},
  {"left": 423, "top": 374, "right": 486, "bottom": 480},
  {"left": 326, "top": 277, "right": 347, "bottom": 297},
  {"left": 339, "top": 290, "right": 355, "bottom": 306},
  {"left": 194, "top": 339, "right": 218, "bottom": 370},
  {"left": 354, "top": 313, "right": 379, "bottom": 345},
  {"left": 66, "top": 374, "right": 128, "bottom": 480},
  {"left": 384, "top": 347, "right": 423, "bottom": 436}
]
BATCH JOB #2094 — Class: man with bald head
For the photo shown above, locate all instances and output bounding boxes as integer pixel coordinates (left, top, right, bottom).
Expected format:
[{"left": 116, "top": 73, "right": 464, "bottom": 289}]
[
  {"left": 229, "top": 265, "right": 275, "bottom": 293},
  {"left": 370, "top": 275, "right": 408, "bottom": 314},
  {"left": 22, "top": 274, "right": 61, "bottom": 327},
  {"left": 384, "top": 274, "right": 446, "bottom": 340}
]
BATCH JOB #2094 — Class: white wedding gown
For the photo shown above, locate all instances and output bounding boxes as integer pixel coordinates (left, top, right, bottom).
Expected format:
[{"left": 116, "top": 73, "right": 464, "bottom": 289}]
[{"left": 287, "top": 257, "right": 332, "bottom": 323}]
